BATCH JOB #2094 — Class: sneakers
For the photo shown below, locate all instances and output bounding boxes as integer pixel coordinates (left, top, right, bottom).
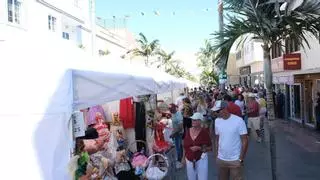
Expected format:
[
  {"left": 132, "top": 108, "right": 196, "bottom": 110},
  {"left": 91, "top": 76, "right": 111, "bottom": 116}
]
[{"left": 176, "top": 161, "right": 183, "bottom": 169}]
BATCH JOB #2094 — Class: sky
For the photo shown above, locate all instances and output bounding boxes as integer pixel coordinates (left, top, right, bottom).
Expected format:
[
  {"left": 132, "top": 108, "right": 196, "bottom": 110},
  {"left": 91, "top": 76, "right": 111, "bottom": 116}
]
[{"left": 95, "top": 0, "right": 220, "bottom": 74}]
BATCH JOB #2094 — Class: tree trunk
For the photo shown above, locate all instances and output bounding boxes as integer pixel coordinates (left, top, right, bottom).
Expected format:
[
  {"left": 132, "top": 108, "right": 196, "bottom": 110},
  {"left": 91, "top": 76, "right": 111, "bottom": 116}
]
[
  {"left": 263, "top": 44, "right": 275, "bottom": 120},
  {"left": 263, "top": 44, "right": 277, "bottom": 180}
]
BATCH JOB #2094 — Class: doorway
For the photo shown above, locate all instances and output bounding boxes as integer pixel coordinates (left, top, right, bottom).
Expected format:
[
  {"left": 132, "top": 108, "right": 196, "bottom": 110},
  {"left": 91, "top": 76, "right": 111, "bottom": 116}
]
[
  {"left": 290, "top": 84, "right": 302, "bottom": 122},
  {"left": 305, "top": 80, "right": 315, "bottom": 126}
]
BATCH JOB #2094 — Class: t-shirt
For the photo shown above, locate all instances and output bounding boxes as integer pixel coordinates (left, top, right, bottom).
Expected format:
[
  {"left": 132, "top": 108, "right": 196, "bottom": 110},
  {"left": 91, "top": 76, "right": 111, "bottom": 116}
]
[
  {"left": 215, "top": 114, "right": 247, "bottom": 161},
  {"left": 247, "top": 100, "right": 260, "bottom": 117},
  {"left": 171, "top": 111, "right": 183, "bottom": 130},
  {"left": 227, "top": 102, "right": 242, "bottom": 117},
  {"left": 235, "top": 100, "right": 245, "bottom": 115},
  {"left": 258, "top": 98, "right": 267, "bottom": 108}
]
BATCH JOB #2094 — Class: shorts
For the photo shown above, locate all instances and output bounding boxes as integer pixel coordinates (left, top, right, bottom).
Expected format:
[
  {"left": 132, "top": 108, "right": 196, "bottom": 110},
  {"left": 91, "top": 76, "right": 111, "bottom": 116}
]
[{"left": 248, "top": 117, "right": 260, "bottom": 130}]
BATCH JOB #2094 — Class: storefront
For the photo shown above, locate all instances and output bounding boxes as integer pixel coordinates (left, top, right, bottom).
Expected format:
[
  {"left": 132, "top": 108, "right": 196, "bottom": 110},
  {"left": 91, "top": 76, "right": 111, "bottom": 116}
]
[
  {"left": 294, "top": 71, "right": 320, "bottom": 128},
  {"left": 239, "top": 66, "right": 251, "bottom": 86},
  {"left": 251, "top": 72, "right": 264, "bottom": 87}
]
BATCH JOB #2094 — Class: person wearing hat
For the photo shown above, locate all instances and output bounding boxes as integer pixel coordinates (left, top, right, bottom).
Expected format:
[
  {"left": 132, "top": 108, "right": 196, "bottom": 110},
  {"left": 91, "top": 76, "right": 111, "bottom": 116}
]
[
  {"left": 212, "top": 100, "right": 248, "bottom": 180},
  {"left": 169, "top": 103, "right": 184, "bottom": 169},
  {"left": 247, "top": 93, "right": 262, "bottom": 142},
  {"left": 183, "top": 112, "right": 212, "bottom": 180}
]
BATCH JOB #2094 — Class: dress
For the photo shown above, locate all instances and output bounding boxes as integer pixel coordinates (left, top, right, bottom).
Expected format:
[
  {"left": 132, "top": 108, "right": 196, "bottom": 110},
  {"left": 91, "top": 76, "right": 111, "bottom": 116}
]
[{"left": 152, "top": 122, "right": 171, "bottom": 153}]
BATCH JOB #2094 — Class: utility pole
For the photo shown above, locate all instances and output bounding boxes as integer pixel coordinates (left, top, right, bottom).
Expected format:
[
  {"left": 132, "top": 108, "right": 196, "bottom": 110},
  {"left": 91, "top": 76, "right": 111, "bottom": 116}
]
[
  {"left": 90, "top": 0, "right": 97, "bottom": 57},
  {"left": 218, "top": 0, "right": 226, "bottom": 91}
]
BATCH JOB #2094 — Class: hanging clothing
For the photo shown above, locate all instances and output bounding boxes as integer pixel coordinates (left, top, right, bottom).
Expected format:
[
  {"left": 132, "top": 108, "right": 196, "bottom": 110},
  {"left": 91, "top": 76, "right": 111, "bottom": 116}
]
[
  {"left": 134, "top": 102, "right": 146, "bottom": 151},
  {"left": 119, "top": 97, "right": 135, "bottom": 129}
]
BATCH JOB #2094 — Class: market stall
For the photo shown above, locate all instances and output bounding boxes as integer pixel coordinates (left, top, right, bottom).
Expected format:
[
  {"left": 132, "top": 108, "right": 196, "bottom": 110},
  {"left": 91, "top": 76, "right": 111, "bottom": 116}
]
[{"left": 0, "top": 33, "right": 186, "bottom": 180}]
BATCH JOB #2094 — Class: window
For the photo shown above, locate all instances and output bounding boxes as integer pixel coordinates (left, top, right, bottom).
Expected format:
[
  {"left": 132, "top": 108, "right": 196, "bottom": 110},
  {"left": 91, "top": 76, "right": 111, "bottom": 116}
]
[
  {"left": 48, "top": 15, "right": 57, "bottom": 31},
  {"left": 7, "top": 0, "right": 21, "bottom": 24},
  {"left": 62, "top": 32, "right": 69, "bottom": 40},
  {"left": 285, "top": 37, "right": 300, "bottom": 54},
  {"left": 271, "top": 42, "right": 282, "bottom": 59}
]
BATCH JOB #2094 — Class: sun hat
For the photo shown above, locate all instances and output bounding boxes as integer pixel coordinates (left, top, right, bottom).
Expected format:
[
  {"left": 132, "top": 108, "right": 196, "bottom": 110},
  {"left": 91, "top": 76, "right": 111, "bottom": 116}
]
[
  {"left": 190, "top": 112, "right": 204, "bottom": 121},
  {"left": 211, "top": 100, "right": 228, "bottom": 112}
]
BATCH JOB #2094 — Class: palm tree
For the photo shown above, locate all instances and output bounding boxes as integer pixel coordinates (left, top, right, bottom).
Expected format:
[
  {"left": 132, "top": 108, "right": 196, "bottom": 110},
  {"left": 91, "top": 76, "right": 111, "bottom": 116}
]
[
  {"left": 197, "top": 39, "right": 215, "bottom": 68},
  {"left": 130, "top": 33, "right": 160, "bottom": 66},
  {"left": 154, "top": 50, "right": 178, "bottom": 70},
  {"left": 197, "top": 40, "right": 218, "bottom": 86},
  {"left": 211, "top": 0, "right": 320, "bottom": 120},
  {"left": 200, "top": 69, "right": 219, "bottom": 87}
]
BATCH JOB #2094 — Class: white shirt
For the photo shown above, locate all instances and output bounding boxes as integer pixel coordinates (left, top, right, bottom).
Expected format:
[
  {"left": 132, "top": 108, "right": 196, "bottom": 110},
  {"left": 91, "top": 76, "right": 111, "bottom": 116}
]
[
  {"left": 235, "top": 100, "right": 245, "bottom": 114},
  {"left": 215, "top": 114, "right": 247, "bottom": 161}
]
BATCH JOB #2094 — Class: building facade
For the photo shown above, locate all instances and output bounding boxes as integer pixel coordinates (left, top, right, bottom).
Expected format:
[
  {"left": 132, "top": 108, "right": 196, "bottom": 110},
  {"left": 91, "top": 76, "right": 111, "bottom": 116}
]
[
  {"left": 271, "top": 34, "right": 320, "bottom": 128},
  {"left": 226, "top": 53, "right": 240, "bottom": 85},
  {"left": 235, "top": 39, "right": 264, "bottom": 87},
  {"left": 0, "top": 0, "right": 131, "bottom": 58}
]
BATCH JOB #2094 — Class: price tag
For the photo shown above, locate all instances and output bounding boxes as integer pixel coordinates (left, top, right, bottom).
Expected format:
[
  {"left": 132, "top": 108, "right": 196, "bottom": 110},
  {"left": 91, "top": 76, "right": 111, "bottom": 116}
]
[{"left": 72, "top": 111, "right": 85, "bottom": 138}]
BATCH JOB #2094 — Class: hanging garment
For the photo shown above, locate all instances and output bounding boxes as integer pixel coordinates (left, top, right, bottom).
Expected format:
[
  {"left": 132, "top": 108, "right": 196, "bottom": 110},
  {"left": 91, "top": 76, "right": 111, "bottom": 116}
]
[
  {"left": 86, "top": 105, "right": 106, "bottom": 126},
  {"left": 135, "top": 102, "right": 146, "bottom": 149},
  {"left": 119, "top": 97, "right": 135, "bottom": 129}
]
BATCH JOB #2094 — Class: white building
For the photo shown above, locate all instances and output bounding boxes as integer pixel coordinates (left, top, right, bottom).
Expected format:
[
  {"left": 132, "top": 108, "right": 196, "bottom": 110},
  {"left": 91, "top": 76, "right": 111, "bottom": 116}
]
[
  {"left": 0, "top": 0, "right": 132, "bottom": 58},
  {"left": 235, "top": 39, "right": 264, "bottom": 87}
]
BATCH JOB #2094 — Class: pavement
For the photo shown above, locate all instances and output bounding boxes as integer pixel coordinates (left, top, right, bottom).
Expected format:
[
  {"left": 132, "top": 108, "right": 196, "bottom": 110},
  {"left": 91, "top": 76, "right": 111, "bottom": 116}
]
[{"left": 169, "top": 119, "right": 320, "bottom": 180}]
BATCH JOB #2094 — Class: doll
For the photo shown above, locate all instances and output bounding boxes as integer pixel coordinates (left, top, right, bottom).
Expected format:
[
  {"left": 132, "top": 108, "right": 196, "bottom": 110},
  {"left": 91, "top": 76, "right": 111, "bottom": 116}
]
[
  {"left": 152, "top": 122, "right": 171, "bottom": 153},
  {"left": 112, "top": 112, "right": 121, "bottom": 126}
]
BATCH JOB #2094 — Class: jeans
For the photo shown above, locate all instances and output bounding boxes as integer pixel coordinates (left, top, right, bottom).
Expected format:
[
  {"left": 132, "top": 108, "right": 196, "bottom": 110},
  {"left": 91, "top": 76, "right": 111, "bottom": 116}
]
[
  {"left": 186, "top": 153, "right": 208, "bottom": 180},
  {"left": 173, "top": 134, "right": 183, "bottom": 161}
]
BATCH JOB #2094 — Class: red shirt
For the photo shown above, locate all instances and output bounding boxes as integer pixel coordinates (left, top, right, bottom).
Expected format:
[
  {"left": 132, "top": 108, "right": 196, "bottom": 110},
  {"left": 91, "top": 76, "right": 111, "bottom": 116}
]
[
  {"left": 227, "top": 102, "right": 242, "bottom": 117},
  {"left": 183, "top": 129, "right": 212, "bottom": 161},
  {"left": 247, "top": 100, "right": 260, "bottom": 117}
]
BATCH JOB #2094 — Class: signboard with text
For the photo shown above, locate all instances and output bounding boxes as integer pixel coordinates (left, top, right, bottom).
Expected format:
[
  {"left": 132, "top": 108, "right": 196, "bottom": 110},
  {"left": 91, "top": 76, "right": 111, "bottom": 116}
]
[{"left": 283, "top": 53, "right": 301, "bottom": 70}]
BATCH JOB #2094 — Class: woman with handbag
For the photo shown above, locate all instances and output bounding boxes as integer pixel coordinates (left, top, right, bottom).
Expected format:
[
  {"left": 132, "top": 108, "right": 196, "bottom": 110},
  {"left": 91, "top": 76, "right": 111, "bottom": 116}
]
[{"left": 183, "top": 113, "right": 212, "bottom": 180}]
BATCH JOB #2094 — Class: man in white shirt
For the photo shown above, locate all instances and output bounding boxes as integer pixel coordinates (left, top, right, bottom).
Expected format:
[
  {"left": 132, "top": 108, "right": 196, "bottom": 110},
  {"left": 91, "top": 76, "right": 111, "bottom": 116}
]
[{"left": 212, "top": 100, "right": 249, "bottom": 180}]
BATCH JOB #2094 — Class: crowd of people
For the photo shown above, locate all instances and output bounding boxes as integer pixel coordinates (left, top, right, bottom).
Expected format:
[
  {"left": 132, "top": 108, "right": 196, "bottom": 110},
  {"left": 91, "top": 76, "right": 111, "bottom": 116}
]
[{"left": 169, "top": 85, "right": 270, "bottom": 180}]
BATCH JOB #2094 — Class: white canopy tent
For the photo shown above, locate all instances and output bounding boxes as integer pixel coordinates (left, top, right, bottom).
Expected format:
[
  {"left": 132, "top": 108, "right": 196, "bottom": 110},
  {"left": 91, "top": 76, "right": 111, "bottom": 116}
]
[{"left": 0, "top": 32, "right": 186, "bottom": 180}]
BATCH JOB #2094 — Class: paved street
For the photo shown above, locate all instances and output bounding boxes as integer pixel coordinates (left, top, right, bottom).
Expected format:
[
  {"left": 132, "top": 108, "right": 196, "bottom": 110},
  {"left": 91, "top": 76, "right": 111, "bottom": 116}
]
[{"left": 170, "top": 120, "right": 320, "bottom": 180}]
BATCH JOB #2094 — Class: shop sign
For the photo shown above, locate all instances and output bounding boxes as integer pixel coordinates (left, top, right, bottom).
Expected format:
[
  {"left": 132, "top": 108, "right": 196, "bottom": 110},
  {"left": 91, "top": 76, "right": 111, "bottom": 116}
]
[
  {"left": 72, "top": 111, "right": 85, "bottom": 138},
  {"left": 283, "top": 53, "right": 301, "bottom": 70},
  {"left": 239, "top": 66, "right": 251, "bottom": 75}
]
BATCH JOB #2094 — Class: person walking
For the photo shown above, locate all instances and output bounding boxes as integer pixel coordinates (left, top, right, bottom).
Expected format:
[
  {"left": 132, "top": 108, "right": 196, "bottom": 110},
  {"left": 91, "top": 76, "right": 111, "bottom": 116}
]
[
  {"left": 247, "top": 93, "right": 262, "bottom": 142},
  {"left": 182, "top": 97, "right": 194, "bottom": 139},
  {"left": 169, "top": 103, "right": 184, "bottom": 169},
  {"left": 212, "top": 101, "right": 248, "bottom": 180},
  {"left": 257, "top": 92, "right": 267, "bottom": 138},
  {"left": 223, "top": 94, "right": 242, "bottom": 117},
  {"left": 235, "top": 94, "right": 245, "bottom": 119},
  {"left": 183, "top": 112, "right": 212, "bottom": 180}
]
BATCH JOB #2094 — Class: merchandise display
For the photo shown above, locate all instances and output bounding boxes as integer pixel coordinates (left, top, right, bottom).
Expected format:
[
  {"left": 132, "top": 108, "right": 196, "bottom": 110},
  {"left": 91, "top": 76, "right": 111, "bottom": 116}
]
[{"left": 68, "top": 94, "right": 176, "bottom": 180}]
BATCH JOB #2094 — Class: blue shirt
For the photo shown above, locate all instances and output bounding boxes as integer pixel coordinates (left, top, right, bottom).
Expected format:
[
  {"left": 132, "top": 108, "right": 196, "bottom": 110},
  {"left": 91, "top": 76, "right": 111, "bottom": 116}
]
[{"left": 172, "top": 111, "right": 183, "bottom": 130}]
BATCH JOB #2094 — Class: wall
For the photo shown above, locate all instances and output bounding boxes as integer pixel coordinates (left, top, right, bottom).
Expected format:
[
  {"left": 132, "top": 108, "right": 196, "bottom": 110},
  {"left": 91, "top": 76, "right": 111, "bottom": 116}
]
[
  {"left": 300, "top": 35, "right": 320, "bottom": 70},
  {"left": 226, "top": 53, "right": 240, "bottom": 85}
]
